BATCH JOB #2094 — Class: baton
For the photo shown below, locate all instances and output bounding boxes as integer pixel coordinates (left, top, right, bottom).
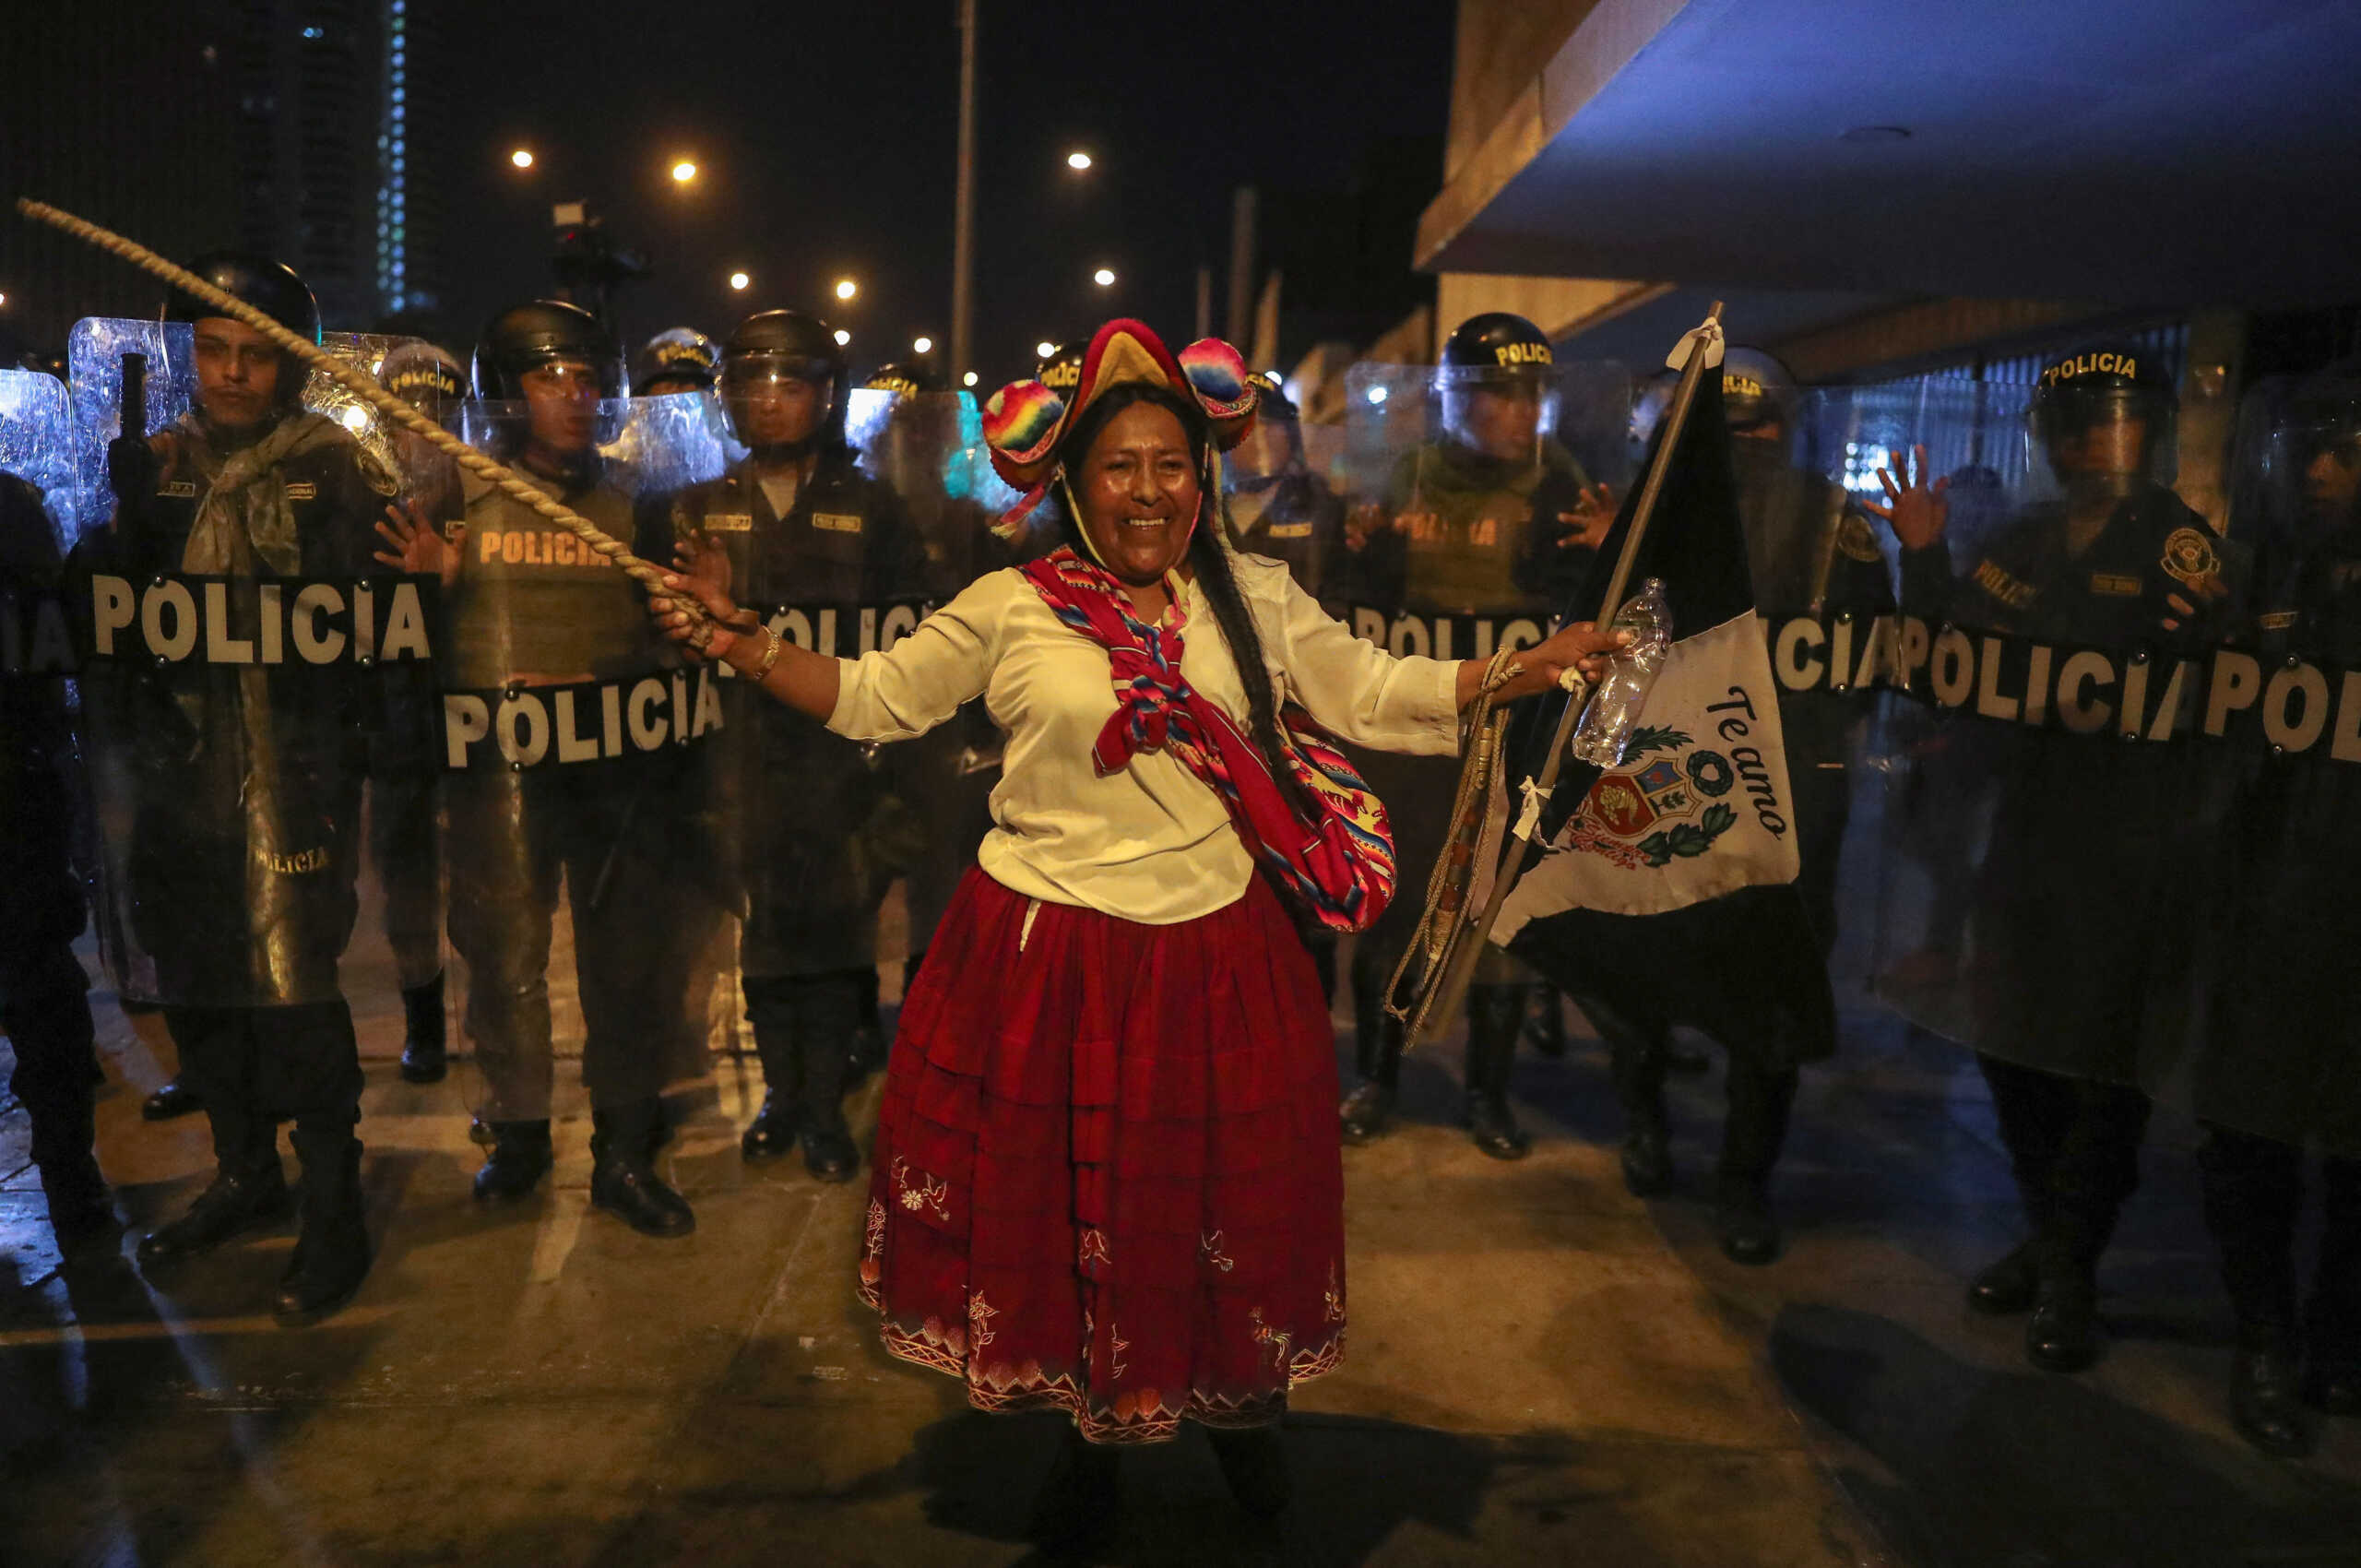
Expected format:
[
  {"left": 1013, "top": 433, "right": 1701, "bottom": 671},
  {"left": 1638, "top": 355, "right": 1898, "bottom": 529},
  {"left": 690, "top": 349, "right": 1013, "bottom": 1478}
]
[{"left": 1409, "top": 303, "right": 1726, "bottom": 1051}]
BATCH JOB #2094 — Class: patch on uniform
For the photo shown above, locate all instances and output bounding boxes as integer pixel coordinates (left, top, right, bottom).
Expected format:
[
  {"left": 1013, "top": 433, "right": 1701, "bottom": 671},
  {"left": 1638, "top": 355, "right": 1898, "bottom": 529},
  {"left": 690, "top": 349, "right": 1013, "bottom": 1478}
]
[
  {"left": 1264, "top": 521, "right": 1311, "bottom": 539},
  {"left": 2258, "top": 610, "right": 2298, "bottom": 631},
  {"left": 1971, "top": 557, "right": 2037, "bottom": 610},
  {"left": 286, "top": 481, "right": 318, "bottom": 501},
  {"left": 160, "top": 480, "right": 197, "bottom": 499},
  {"left": 1836, "top": 512, "right": 1883, "bottom": 564},
  {"left": 441, "top": 520, "right": 466, "bottom": 543},
  {"left": 2159, "top": 526, "right": 2222, "bottom": 591},
  {"left": 2087, "top": 572, "right": 2142, "bottom": 597},
  {"left": 812, "top": 512, "right": 864, "bottom": 534},
  {"left": 357, "top": 451, "right": 400, "bottom": 498},
  {"left": 704, "top": 512, "right": 753, "bottom": 533}
]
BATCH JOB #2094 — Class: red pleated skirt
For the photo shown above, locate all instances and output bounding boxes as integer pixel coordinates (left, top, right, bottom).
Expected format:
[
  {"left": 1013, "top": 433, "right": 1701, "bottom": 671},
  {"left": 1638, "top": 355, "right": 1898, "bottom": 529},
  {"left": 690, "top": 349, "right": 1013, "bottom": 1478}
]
[{"left": 858, "top": 865, "right": 1347, "bottom": 1445}]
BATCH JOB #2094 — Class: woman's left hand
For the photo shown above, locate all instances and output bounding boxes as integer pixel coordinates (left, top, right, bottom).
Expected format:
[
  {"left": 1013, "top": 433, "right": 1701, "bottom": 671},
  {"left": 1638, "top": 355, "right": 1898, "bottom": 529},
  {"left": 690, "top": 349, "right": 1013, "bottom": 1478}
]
[{"left": 1461, "top": 621, "right": 1632, "bottom": 707}]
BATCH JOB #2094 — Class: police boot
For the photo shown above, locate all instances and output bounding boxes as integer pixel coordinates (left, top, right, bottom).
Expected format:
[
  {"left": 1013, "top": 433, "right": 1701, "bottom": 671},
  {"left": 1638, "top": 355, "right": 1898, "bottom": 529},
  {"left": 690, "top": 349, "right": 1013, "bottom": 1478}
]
[
  {"left": 1206, "top": 1424, "right": 1291, "bottom": 1519},
  {"left": 397, "top": 972, "right": 447, "bottom": 1084},
  {"left": 275, "top": 1128, "right": 372, "bottom": 1326},
  {"left": 741, "top": 998, "right": 801, "bottom": 1160},
  {"left": 2023, "top": 1211, "right": 2106, "bottom": 1372},
  {"left": 793, "top": 1028, "right": 860, "bottom": 1184},
  {"left": 1462, "top": 984, "right": 1531, "bottom": 1161},
  {"left": 1608, "top": 1027, "right": 1674, "bottom": 1197},
  {"left": 14, "top": 993, "right": 116, "bottom": 1250},
  {"left": 472, "top": 1120, "right": 553, "bottom": 1202},
  {"left": 142, "top": 1072, "right": 204, "bottom": 1122},
  {"left": 1524, "top": 986, "right": 1568, "bottom": 1059},
  {"left": 1340, "top": 1004, "right": 1404, "bottom": 1146},
  {"left": 2305, "top": 1158, "right": 2361, "bottom": 1416},
  {"left": 590, "top": 1100, "right": 695, "bottom": 1237},
  {"left": 1714, "top": 1060, "right": 1796, "bottom": 1265},
  {"left": 2226, "top": 1326, "right": 2313, "bottom": 1457},
  {"left": 137, "top": 1144, "right": 292, "bottom": 1267},
  {"left": 1967, "top": 1242, "right": 2041, "bottom": 1315}
]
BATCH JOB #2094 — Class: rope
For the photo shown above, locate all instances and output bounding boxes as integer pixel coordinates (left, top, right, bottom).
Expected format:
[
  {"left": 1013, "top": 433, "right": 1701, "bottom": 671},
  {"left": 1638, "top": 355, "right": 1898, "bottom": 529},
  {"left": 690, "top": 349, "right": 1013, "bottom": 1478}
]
[
  {"left": 13, "top": 197, "right": 712, "bottom": 648},
  {"left": 1382, "top": 642, "right": 1525, "bottom": 1048}
]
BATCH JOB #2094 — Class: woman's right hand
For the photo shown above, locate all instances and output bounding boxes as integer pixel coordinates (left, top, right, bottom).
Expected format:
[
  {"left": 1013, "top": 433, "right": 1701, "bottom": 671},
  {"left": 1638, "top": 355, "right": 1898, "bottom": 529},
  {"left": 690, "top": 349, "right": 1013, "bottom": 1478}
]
[{"left": 648, "top": 568, "right": 754, "bottom": 666}]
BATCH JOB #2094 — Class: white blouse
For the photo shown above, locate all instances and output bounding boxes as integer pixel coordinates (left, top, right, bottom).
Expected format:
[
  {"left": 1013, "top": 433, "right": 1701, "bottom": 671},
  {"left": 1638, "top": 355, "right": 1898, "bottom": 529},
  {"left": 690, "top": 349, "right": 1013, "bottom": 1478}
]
[{"left": 826, "top": 552, "right": 1464, "bottom": 924}]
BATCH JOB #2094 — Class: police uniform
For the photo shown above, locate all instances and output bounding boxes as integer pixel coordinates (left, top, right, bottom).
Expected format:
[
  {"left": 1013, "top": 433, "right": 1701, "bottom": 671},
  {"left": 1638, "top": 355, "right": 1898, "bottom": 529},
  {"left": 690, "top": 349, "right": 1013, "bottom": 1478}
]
[
  {"left": 670, "top": 444, "right": 922, "bottom": 1175},
  {"left": 2188, "top": 366, "right": 2361, "bottom": 1452},
  {"left": 0, "top": 467, "right": 109, "bottom": 1246},
  {"left": 77, "top": 255, "right": 388, "bottom": 1321},
  {"left": 1340, "top": 312, "right": 1598, "bottom": 1158},
  {"left": 1899, "top": 343, "right": 2230, "bottom": 1371},
  {"left": 451, "top": 299, "right": 704, "bottom": 1238}
]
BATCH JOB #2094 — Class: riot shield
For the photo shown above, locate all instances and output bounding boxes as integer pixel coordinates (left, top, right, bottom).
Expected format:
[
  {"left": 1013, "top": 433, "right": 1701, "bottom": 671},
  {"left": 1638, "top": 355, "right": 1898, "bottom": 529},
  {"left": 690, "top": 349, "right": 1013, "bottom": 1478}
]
[
  {"left": 2180, "top": 368, "right": 2361, "bottom": 1158},
  {"left": 1223, "top": 394, "right": 1347, "bottom": 603},
  {"left": 433, "top": 396, "right": 734, "bottom": 1116},
  {"left": 62, "top": 319, "right": 430, "bottom": 1008},
  {"left": 1, "top": 372, "right": 89, "bottom": 1038},
  {"left": 1333, "top": 357, "right": 1631, "bottom": 1023},
  {"left": 1844, "top": 377, "right": 2228, "bottom": 1098}
]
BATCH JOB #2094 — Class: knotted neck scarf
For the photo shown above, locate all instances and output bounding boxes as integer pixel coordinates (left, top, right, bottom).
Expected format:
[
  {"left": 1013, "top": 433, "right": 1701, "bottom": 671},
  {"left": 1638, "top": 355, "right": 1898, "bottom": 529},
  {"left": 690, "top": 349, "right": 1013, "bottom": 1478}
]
[
  {"left": 178, "top": 410, "right": 346, "bottom": 576},
  {"left": 1019, "top": 545, "right": 1396, "bottom": 932}
]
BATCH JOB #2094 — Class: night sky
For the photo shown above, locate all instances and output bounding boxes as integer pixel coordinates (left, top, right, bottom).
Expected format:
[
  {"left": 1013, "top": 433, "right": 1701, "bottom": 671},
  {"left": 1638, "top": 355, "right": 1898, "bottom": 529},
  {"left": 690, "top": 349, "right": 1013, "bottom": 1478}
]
[{"left": 438, "top": 0, "right": 1455, "bottom": 385}]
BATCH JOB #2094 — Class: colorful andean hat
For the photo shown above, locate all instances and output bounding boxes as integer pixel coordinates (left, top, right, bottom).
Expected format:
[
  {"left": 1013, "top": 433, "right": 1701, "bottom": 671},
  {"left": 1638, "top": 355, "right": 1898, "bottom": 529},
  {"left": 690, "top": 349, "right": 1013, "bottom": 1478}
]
[{"left": 980, "top": 318, "right": 1257, "bottom": 536}]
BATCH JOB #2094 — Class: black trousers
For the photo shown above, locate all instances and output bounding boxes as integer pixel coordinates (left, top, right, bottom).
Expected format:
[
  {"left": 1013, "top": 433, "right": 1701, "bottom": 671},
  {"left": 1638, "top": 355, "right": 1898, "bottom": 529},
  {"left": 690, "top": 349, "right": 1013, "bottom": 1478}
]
[
  {"left": 2198, "top": 1122, "right": 2361, "bottom": 1359},
  {"left": 3, "top": 933, "right": 99, "bottom": 1177},
  {"left": 743, "top": 970, "right": 860, "bottom": 1112},
  {"left": 163, "top": 1001, "right": 363, "bottom": 1174},
  {"left": 1608, "top": 1014, "right": 1797, "bottom": 1189},
  {"left": 1977, "top": 1051, "right": 2152, "bottom": 1275}
]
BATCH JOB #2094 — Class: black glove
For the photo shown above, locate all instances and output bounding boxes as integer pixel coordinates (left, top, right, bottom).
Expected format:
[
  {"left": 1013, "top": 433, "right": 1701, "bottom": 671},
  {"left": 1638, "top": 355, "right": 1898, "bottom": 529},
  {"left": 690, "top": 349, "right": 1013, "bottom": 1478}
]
[{"left": 106, "top": 434, "right": 158, "bottom": 510}]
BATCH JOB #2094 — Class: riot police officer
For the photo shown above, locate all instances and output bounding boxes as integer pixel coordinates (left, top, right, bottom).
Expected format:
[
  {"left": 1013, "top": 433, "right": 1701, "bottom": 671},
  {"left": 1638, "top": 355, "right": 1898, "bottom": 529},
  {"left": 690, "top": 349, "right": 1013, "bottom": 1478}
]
[
  {"left": 1599, "top": 350, "right": 1889, "bottom": 1263},
  {"left": 377, "top": 299, "right": 702, "bottom": 1236},
  {"left": 2188, "top": 362, "right": 2361, "bottom": 1455},
  {"left": 86, "top": 255, "right": 386, "bottom": 1322},
  {"left": 371, "top": 340, "right": 465, "bottom": 1084},
  {"left": 1337, "top": 312, "right": 1614, "bottom": 1157},
  {"left": 1, "top": 421, "right": 111, "bottom": 1251},
  {"left": 669, "top": 309, "right": 923, "bottom": 1180},
  {"left": 1871, "top": 342, "right": 2232, "bottom": 1370},
  {"left": 634, "top": 327, "right": 720, "bottom": 398}
]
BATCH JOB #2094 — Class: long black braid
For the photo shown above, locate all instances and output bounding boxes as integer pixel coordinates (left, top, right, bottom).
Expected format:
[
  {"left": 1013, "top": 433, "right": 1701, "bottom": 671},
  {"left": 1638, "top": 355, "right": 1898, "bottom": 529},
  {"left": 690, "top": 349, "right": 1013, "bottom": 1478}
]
[{"left": 1051, "top": 383, "right": 1319, "bottom": 821}]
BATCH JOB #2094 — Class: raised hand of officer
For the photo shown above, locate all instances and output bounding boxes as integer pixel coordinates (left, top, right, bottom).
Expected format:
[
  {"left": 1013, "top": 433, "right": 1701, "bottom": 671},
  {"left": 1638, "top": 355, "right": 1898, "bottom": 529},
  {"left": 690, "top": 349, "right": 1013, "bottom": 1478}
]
[
  {"left": 2162, "top": 571, "right": 2228, "bottom": 635},
  {"left": 373, "top": 499, "right": 461, "bottom": 590},
  {"left": 1343, "top": 500, "right": 1393, "bottom": 552},
  {"left": 1552, "top": 481, "right": 1619, "bottom": 552},
  {"left": 1865, "top": 444, "right": 1950, "bottom": 551}
]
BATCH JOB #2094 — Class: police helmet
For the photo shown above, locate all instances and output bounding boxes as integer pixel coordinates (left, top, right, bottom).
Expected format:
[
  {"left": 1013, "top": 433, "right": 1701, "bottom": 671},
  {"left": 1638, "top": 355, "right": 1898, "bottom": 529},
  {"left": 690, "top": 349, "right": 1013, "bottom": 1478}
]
[
  {"left": 633, "top": 327, "right": 719, "bottom": 394},
  {"left": 865, "top": 361, "right": 946, "bottom": 397},
  {"left": 165, "top": 252, "right": 322, "bottom": 346},
  {"left": 1719, "top": 347, "right": 1795, "bottom": 434},
  {"left": 2280, "top": 359, "right": 2361, "bottom": 529},
  {"left": 472, "top": 300, "right": 622, "bottom": 400},
  {"left": 723, "top": 310, "right": 843, "bottom": 377},
  {"left": 1439, "top": 312, "right": 1554, "bottom": 384},
  {"left": 2030, "top": 342, "right": 2177, "bottom": 452},
  {"left": 1035, "top": 341, "right": 1086, "bottom": 396},
  {"left": 378, "top": 340, "right": 467, "bottom": 414},
  {"left": 1250, "top": 373, "right": 1299, "bottom": 423}
]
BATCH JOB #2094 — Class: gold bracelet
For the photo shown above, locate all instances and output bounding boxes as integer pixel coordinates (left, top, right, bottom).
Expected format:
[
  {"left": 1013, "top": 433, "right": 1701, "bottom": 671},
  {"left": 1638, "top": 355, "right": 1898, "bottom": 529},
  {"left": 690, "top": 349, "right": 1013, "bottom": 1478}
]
[{"left": 748, "top": 624, "right": 784, "bottom": 681}]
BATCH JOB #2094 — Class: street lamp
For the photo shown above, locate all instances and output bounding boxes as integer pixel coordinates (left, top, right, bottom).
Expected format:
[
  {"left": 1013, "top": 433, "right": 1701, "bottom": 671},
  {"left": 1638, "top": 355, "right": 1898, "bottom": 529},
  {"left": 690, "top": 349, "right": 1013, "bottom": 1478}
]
[
  {"left": 728, "top": 271, "right": 750, "bottom": 291},
  {"left": 1066, "top": 150, "right": 1093, "bottom": 171},
  {"left": 670, "top": 159, "right": 698, "bottom": 184},
  {"left": 913, "top": 336, "right": 933, "bottom": 354},
  {"left": 834, "top": 279, "right": 859, "bottom": 302},
  {"left": 1092, "top": 267, "right": 1116, "bottom": 288},
  {"left": 509, "top": 148, "right": 535, "bottom": 171},
  {"left": 963, "top": 371, "right": 979, "bottom": 387},
  {"left": 833, "top": 328, "right": 851, "bottom": 347},
  {"left": 1035, "top": 340, "right": 1057, "bottom": 360}
]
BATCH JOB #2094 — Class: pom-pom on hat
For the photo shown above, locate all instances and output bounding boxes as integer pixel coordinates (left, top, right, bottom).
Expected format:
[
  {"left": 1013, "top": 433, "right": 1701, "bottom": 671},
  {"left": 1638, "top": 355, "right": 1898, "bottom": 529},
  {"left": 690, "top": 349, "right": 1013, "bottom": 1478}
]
[{"left": 982, "top": 319, "right": 1258, "bottom": 533}]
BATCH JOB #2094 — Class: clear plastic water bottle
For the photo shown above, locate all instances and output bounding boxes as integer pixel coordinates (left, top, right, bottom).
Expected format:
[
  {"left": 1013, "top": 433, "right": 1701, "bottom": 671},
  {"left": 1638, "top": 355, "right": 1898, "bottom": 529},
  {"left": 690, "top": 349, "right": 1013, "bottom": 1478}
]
[{"left": 1570, "top": 576, "right": 1672, "bottom": 768}]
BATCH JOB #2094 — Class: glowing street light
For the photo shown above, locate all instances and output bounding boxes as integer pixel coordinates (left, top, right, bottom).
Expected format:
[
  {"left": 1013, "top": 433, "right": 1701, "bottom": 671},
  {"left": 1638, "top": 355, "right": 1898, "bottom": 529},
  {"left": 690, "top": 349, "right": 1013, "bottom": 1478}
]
[
  {"left": 670, "top": 159, "right": 698, "bottom": 184},
  {"left": 963, "top": 371, "right": 979, "bottom": 387},
  {"left": 509, "top": 148, "right": 535, "bottom": 171},
  {"left": 913, "top": 336, "right": 933, "bottom": 354},
  {"left": 1092, "top": 267, "right": 1116, "bottom": 288},
  {"left": 728, "top": 271, "right": 751, "bottom": 291},
  {"left": 833, "top": 328, "right": 851, "bottom": 347},
  {"left": 834, "top": 278, "right": 859, "bottom": 302},
  {"left": 1066, "top": 150, "right": 1094, "bottom": 171},
  {"left": 1035, "top": 340, "right": 1057, "bottom": 360}
]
